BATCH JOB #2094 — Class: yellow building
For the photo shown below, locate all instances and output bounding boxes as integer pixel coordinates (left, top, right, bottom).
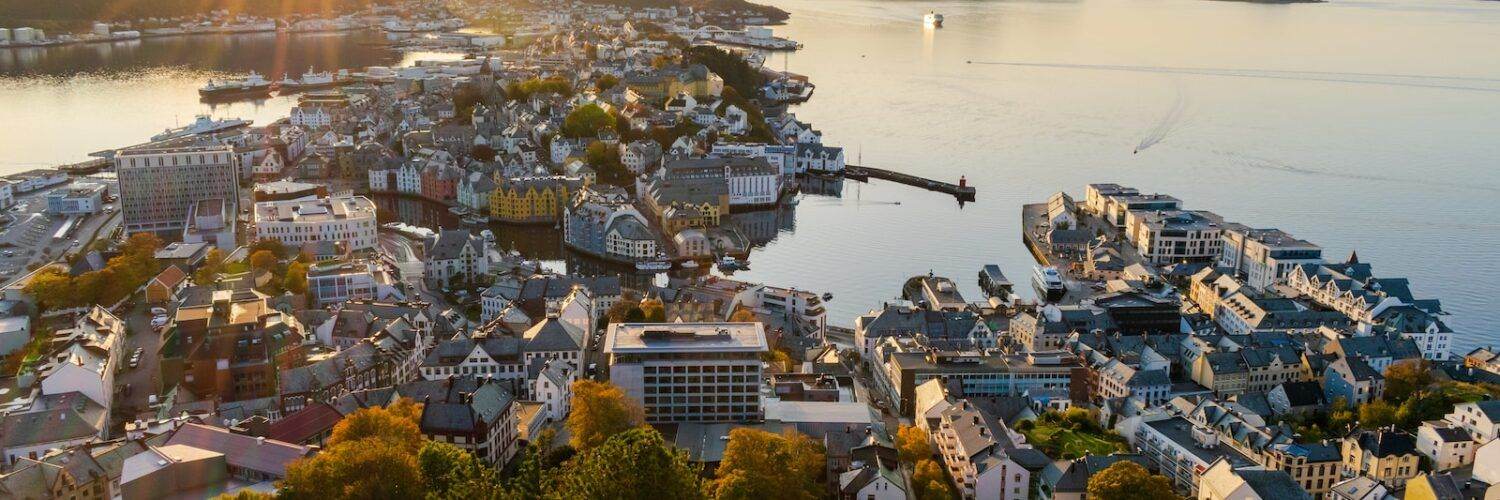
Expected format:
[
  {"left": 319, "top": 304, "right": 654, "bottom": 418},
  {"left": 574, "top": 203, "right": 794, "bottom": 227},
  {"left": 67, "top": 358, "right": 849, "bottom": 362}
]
[
  {"left": 1343, "top": 430, "right": 1421, "bottom": 489},
  {"left": 490, "top": 177, "right": 574, "bottom": 224}
]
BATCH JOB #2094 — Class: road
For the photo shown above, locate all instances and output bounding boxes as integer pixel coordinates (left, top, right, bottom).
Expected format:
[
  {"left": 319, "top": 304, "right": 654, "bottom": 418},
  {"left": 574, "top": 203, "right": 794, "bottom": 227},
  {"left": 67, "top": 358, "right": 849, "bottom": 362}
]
[
  {"left": 0, "top": 182, "right": 120, "bottom": 283},
  {"left": 115, "top": 300, "right": 166, "bottom": 416},
  {"left": 380, "top": 232, "right": 448, "bottom": 307}
]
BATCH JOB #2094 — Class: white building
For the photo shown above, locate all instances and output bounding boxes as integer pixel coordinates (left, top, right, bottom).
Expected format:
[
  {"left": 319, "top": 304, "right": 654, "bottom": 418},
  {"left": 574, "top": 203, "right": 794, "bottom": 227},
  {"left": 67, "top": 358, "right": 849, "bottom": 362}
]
[
  {"left": 44, "top": 182, "right": 106, "bottom": 215},
  {"left": 1218, "top": 225, "right": 1323, "bottom": 291},
  {"left": 726, "top": 157, "right": 780, "bottom": 207},
  {"left": 306, "top": 260, "right": 406, "bottom": 306},
  {"left": 932, "top": 400, "right": 1031, "bottom": 500},
  {"left": 532, "top": 360, "right": 575, "bottom": 423},
  {"left": 38, "top": 307, "right": 125, "bottom": 410},
  {"left": 1417, "top": 421, "right": 1477, "bottom": 471},
  {"left": 290, "top": 105, "right": 334, "bottom": 129},
  {"left": 604, "top": 322, "right": 767, "bottom": 423},
  {"left": 424, "top": 230, "right": 490, "bottom": 288},
  {"left": 1445, "top": 401, "right": 1500, "bottom": 445},
  {"left": 253, "top": 195, "right": 378, "bottom": 251},
  {"left": 1125, "top": 209, "right": 1226, "bottom": 265}
]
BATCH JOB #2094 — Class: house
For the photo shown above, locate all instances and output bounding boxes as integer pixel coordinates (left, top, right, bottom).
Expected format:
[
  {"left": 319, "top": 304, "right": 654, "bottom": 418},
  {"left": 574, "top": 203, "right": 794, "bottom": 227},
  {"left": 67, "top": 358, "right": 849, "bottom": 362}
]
[
  {"left": 0, "top": 446, "right": 114, "bottom": 499},
  {"left": 1342, "top": 429, "right": 1420, "bottom": 489},
  {"left": 1267, "top": 381, "right": 1326, "bottom": 416},
  {"left": 424, "top": 230, "right": 490, "bottom": 288},
  {"left": 531, "top": 360, "right": 574, "bottom": 423},
  {"left": 1327, "top": 476, "right": 1390, "bottom": 500},
  {"left": 395, "top": 376, "right": 520, "bottom": 464},
  {"left": 521, "top": 316, "right": 587, "bottom": 368},
  {"left": 1415, "top": 421, "right": 1476, "bottom": 471},
  {"left": 146, "top": 265, "right": 189, "bottom": 303},
  {"left": 1324, "top": 356, "right": 1385, "bottom": 406},
  {"left": 277, "top": 341, "right": 392, "bottom": 413},
  {"left": 1198, "top": 459, "right": 1313, "bottom": 500},
  {"left": 1403, "top": 472, "right": 1491, "bottom": 500},
  {"left": 1, "top": 392, "right": 110, "bottom": 466},
  {"left": 837, "top": 444, "right": 906, "bottom": 500},
  {"left": 268, "top": 403, "right": 346, "bottom": 447},
  {"left": 158, "top": 422, "right": 314, "bottom": 484},
  {"left": 1443, "top": 401, "right": 1500, "bottom": 445},
  {"left": 931, "top": 400, "right": 1033, "bottom": 500}
]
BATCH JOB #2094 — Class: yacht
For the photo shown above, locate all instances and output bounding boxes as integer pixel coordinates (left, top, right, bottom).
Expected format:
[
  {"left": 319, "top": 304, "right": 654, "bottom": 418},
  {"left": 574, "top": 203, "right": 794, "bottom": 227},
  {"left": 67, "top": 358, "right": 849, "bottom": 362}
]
[
  {"left": 924, "top": 12, "right": 944, "bottom": 27},
  {"left": 1031, "top": 266, "right": 1067, "bottom": 303},
  {"left": 636, "top": 260, "right": 671, "bottom": 272},
  {"left": 150, "top": 115, "right": 252, "bottom": 142},
  {"left": 199, "top": 71, "right": 275, "bottom": 98}
]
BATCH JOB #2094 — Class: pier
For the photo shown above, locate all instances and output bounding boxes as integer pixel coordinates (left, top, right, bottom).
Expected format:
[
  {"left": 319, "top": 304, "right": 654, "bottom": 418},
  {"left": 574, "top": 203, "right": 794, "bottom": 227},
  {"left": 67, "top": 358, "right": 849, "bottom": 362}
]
[{"left": 843, "top": 165, "right": 976, "bottom": 201}]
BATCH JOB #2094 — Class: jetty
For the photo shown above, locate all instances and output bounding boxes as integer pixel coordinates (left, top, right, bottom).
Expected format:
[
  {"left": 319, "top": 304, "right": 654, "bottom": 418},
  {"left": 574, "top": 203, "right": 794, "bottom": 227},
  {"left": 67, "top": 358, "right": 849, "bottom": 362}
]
[{"left": 843, "top": 165, "right": 976, "bottom": 201}]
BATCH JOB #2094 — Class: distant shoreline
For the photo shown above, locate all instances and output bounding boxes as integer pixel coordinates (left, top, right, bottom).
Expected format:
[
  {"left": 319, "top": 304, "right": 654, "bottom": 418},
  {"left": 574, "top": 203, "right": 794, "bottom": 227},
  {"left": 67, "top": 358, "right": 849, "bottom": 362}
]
[{"left": 1208, "top": 0, "right": 1325, "bottom": 4}]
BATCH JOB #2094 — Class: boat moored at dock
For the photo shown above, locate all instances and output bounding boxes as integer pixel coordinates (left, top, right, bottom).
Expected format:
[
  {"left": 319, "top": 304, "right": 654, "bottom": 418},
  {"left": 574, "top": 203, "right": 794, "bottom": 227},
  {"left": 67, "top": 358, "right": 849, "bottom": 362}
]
[
  {"left": 1032, "top": 265, "right": 1067, "bottom": 303},
  {"left": 199, "top": 71, "right": 275, "bottom": 99}
]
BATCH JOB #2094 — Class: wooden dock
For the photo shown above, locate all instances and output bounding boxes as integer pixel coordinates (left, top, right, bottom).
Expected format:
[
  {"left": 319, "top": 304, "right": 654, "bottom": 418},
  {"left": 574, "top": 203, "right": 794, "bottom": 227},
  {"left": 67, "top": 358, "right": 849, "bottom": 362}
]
[{"left": 843, "top": 165, "right": 976, "bottom": 201}]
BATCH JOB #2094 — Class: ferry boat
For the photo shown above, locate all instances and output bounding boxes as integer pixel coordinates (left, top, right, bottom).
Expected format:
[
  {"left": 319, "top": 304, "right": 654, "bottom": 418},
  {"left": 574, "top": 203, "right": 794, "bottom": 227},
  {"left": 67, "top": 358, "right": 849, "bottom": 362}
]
[
  {"left": 199, "top": 71, "right": 275, "bottom": 99},
  {"left": 1031, "top": 266, "right": 1067, "bottom": 303},
  {"left": 978, "top": 264, "right": 1014, "bottom": 298},
  {"left": 636, "top": 260, "right": 671, "bottom": 272},
  {"left": 150, "top": 115, "right": 252, "bottom": 142},
  {"left": 924, "top": 12, "right": 944, "bottom": 27},
  {"left": 279, "top": 68, "right": 341, "bottom": 91}
]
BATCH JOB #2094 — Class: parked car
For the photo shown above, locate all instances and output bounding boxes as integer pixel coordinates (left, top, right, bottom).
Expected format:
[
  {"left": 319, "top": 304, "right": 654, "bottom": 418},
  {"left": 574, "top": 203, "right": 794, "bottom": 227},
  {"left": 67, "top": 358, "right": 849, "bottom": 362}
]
[
  {"left": 150, "top": 307, "right": 168, "bottom": 316},
  {"left": 150, "top": 316, "right": 167, "bottom": 328}
]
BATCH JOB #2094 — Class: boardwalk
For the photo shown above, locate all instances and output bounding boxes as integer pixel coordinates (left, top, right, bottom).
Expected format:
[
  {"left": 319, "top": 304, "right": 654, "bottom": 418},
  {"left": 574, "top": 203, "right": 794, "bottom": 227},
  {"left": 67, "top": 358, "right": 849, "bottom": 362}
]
[{"left": 843, "top": 165, "right": 976, "bottom": 201}]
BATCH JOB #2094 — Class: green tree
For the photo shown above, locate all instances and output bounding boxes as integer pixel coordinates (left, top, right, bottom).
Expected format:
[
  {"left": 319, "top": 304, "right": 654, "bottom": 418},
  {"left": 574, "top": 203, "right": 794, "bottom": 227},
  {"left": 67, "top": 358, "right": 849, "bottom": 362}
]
[
  {"left": 249, "top": 238, "right": 287, "bottom": 259},
  {"left": 566, "top": 380, "right": 643, "bottom": 450},
  {"left": 1358, "top": 399, "right": 1400, "bottom": 429},
  {"left": 283, "top": 261, "right": 308, "bottom": 295},
  {"left": 1328, "top": 396, "right": 1356, "bottom": 432},
  {"left": 563, "top": 104, "right": 617, "bottom": 138},
  {"left": 550, "top": 428, "right": 704, "bottom": 500},
  {"left": 585, "top": 141, "right": 631, "bottom": 186},
  {"left": 896, "top": 425, "right": 933, "bottom": 464},
  {"left": 194, "top": 248, "right": 226, "bottom": 284},
  {"left": 418, "top": 441, "right": 500, "bottom": 498},
  {"left": 713, "top": 428, "right": 825, "bottom": 500},
  {"left": 1086, "top": 461, "right": 1179, "bottom": 500}
]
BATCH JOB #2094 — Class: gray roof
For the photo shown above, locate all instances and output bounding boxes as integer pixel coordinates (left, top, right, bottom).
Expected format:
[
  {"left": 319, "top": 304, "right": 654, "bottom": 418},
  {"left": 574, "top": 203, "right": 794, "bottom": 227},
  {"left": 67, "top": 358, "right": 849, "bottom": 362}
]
[
  {"left": 427, "top": 230, "right": 482, "bottom": 261},
  {"left": 0, "top": 392, "right": 107, "bottom": 448},
  {"left": 523, "top": 317, "right": 585, "bottom": 353},
  {"left": 1237, "top": 469, "right": 1313, "bottom": 500}
]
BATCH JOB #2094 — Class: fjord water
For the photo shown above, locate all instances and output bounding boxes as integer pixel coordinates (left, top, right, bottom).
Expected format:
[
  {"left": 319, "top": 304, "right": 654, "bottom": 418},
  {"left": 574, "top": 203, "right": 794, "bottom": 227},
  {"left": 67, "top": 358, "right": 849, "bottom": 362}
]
[
  {"left": 731, "top": 0, "right": 1500, "bottom": 349},
  {"left": 0, "top": 0, "right": 1497, "bottom": 350}
]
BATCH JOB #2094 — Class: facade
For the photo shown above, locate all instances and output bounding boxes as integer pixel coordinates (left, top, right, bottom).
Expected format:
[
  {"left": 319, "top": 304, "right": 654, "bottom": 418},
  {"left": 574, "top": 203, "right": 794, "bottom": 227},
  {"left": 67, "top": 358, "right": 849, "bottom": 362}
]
[
  {"left": 306, "top": 260, "right": 406, "bottom": 306},
  {"left": 1341, "top": 430, "right": 1420, "bottom": 489},
  {"left": 1444, "top": 401, "right": 1500, "bottom": 444},
  {"left": 1218, "top": 225, "right": 1323, "bottom": 291},
  {"left": 564, "top": 186, "right": 659, "bottom": 262},
  {"left": 490, "top": 176, "right": 575, "bottom": 223},
  {"left": 1125, "top": 209, "right": 1226, "bottom": 265},
  {"left": 932, "top": 400, "right": 1032, "bottom": 500},
  {"left": 170, "top": 290, "right": 306, "bottom": 403},
  {"left": 424, "top": 230, "right": 490, "bottom": 287},
  {"left": 604, "top": 322, "right": 768, "bottom": 423},
  {"left": 878, "top": 349, "right": 1081, "bottom": 417},
  {"left": 253, "top": 195, "right": 379, "bottom": 251},
  {"left": 1416, "top": 421, "right": 1477, "bottom": 471},
  {"left": 45, "top": 182, "right": 107, "bottom": 215},
  {"left": 115, "top": 141, "right": 240, "bottom": 235}
]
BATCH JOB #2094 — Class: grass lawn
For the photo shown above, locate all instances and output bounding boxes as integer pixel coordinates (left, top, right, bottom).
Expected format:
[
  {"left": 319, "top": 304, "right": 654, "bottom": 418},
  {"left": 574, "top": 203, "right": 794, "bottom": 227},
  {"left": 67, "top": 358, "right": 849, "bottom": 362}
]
[{"left": 1020, "top": 423, "right": 1128, "bottom": 459}]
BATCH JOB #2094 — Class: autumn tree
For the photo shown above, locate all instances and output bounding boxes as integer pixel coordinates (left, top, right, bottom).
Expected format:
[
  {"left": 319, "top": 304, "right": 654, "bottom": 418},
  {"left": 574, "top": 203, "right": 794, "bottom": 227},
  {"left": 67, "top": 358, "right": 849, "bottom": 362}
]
[
  {"left": 567, "top": 380, "right": 643, "bottom": 450},
  {"left": 283, "top": 261, "right": 309, "bottom": 295},
  {"left": 279, "top": 438, "right": 423, "bottom": 499},
  {"left": 1086, "top": 461, "right": 1178, "bottom": 500},
  {"left": 596, "top": 74, "right": 619, "bottom": 91},
  {"left": 896, "top": 425, "right": 933, "bottom": 464},
  {"left": 249, "top": 250, "right": 278, "bottom": 272},
  {"left": 248, "top": 238, "right": 287, "bottom": 259},
  {"left": 418, "top": 441, "right": 502, "bottom": 498},
  {"left": 551, "top": 427, "right": 704, "bottom": 500},
  {"left": 23, "top": 268, "right": 78, "bottom": 311},
  {"left": 1384, "top": 360, "right": 1434, "bottom": 401},
  {"left": 728, "top": 306, "right": 757, "bottom": 323},
  {"left": 713, "top": 428, "right": 825, "bottom": 500},
  {"left": 194, "top": 248, "right": 226, "bottom": 284},
  {"left": 912, "top": 459, "right": 955, "bottom": 500},
  {"left": 639, "top": 297, "right": 665, "bottom": 322},
  {"left": 328, "top": 398, "right": 425, "bottom": 453}
]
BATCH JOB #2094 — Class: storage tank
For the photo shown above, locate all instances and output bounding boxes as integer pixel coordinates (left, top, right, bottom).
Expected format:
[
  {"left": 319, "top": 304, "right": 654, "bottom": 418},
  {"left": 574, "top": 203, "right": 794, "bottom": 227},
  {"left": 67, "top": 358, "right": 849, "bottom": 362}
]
[
  {"left": 93, "top": 23, "right": 111, "bottom": 36},
  {"left": 0, "top": 28, "right": 11, "bottom": 43},
  {"left": 12, "top": 27, "right": 35, "bottom": 43}
]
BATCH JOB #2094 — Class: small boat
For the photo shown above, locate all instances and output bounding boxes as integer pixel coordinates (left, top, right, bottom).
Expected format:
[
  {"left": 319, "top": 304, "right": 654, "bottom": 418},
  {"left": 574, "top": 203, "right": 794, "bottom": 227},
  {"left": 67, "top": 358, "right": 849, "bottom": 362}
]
[
  {"left": 448, "top": 206, "right": 470, "bottom": 216},
  {"left": 151, "top": 115, "right": 252, "bottom": 142},
  {"left": 1031, "top": 266, "right": 1067, "bottom": 303},
  {"left": 681, "top": 260, "right": 700, "bottom": 269},
  {"left": 461, "top": 215, "right": 487, "bottom": 225},
  {"left": 635, "top": 260, "right": 671, "bottom": 272},
  {"left": 822, "top": 292, "right": 833, "bottom": 301},
  {"left": 199, "top": 71, "right": 275, "bottom": 99},
  {"left": 924, "top": 12, "right": 944, "bottom": 27}
]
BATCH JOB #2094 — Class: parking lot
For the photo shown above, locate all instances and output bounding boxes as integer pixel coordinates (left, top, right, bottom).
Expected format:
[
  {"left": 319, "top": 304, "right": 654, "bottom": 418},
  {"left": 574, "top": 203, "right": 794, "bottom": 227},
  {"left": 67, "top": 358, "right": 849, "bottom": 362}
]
[
  {"left": 115, "top": 301, "right": 168, "bottom": 415},
  {"left": 0, "top": 181, "right": 120, "bottom": 282}
]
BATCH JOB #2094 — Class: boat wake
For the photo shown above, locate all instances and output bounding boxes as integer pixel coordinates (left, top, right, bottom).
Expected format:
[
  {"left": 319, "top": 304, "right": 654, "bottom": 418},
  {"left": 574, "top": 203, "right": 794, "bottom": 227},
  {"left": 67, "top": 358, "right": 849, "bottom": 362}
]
[
  {"left": 966, "top": 60, "right": 1500, "bottom": 93},
  {"left": 1137, "top": 84, "right": 1188, "bottom": 153}
]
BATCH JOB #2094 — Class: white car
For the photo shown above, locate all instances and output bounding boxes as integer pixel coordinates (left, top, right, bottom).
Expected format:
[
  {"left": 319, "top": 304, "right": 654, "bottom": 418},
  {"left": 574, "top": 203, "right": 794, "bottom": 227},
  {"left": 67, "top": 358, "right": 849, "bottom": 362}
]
[
  {"left": 150, "top": 316, "right": 168, "bottom": 328},
  {"left": 150, "top": 307, "right": 167, "bottom": 316}
]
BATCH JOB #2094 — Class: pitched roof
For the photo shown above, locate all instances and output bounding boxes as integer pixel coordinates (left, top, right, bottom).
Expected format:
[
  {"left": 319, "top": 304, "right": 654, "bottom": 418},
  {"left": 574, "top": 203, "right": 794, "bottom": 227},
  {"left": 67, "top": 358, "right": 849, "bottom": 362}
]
[
  {"left": 163, "top": 423, "right": 312, "bottom": 476},
  {"left": 267, "top": 403, "right": 345, "bottom": 444}
]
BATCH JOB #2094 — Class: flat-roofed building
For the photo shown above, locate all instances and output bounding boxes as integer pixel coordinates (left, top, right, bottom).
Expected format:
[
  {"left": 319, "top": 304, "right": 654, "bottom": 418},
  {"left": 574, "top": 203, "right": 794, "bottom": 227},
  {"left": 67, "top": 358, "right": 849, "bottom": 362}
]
[
  {"left": 1125, "top": 209, "right": 1226, "bottom": 264},
  {"left": 1219, "top": 224, "right": 1323, "bottom": 291},
  {"left": 253, "top": 195, "right": 377, "bottom": 251},
  {"left": 115, "top": 141, "right": 240, "bottom": 236},
  {"left": 604, "top": 322, "right": 767, "bottom": 423}
]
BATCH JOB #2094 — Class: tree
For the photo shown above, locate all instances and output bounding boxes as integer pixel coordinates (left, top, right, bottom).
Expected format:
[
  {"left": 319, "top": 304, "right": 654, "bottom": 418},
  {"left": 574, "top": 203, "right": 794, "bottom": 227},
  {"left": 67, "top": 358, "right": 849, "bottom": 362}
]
[
  {"left": 639, "top": 298, "right": 665, "bottom": 322},
  {"left": 279, "top": 437, "right": 424, "bottom": 500},
  {"left": 566, "top": 380, "right": 643, "bottom": 450},
  {"left": 1328, "top": 396, "right": 1356, "bottom": 432},
  {"left": 472, "top": 144, "right": 497, "bottom": 162},
  {"left": 249, "top": 250, "right": 278, "bottom": 272},
  {"left": 551, "top": 427, "right": 704, "bottom": 500},
  {"left": 1358, "top": 399, "right": 1400, "bottom": 429},
  {"left": 623, "top": 306, "right": 646, "bottom": 323},
  {"left": 328, "top": 399, "right": 425, "bottom": 454},
  {"left": 912, "top": 459, "right": 955, "bottom": 500},
  {"left": 248, "top": 238, "right": 287, "bottom": 259},
  {"left": 1086, "top": 461, "right": 1178, "bottom": 500},
  {"left": 194, "top": 248, "right": 226, "bottom": 284},
  {"left": 283, "top": 261, "right": 308, "bottom": 295},
  {"left": 596, "top": 74, "right": 619, "bottom": 91},
  {"left": 23, "top": 268, "right": 78, "bottom": 311},
  {"left": 713, "top": 428, "right": 825, "bottom": 500},
  {"left": 585, "top": 141, "right": 631, "bottom": 186},
  {"left": 728, "top": 307, "right": 757, "bottom": 323},
  {"left": 896, "top": 425, "right": 933, "bottom": 465},
  {"left": 452, "top": 84, "right": 485, "bottom": 120},
  {"left": 418, "top": 441, "right": 501, "bottom": 498},
  {"left": 563, "top": 104, "right": 616, "bottom": 138},
  {"left": 1384, "top": 360, "right": 1433, "bottom": 401}
]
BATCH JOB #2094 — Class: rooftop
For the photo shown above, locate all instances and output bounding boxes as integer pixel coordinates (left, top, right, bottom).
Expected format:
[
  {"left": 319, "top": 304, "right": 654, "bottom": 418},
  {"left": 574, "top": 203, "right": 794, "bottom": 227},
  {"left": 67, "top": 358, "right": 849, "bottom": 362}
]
[{"left": 605, "top": 322, "right": 767, "bottom": 354}]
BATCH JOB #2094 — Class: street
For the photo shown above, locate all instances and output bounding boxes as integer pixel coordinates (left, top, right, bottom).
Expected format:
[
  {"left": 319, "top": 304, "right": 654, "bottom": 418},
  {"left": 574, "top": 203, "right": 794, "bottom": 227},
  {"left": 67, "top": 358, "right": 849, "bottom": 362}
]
[{"left": 115, "top": 300, "right": 167, "bottom": 416}]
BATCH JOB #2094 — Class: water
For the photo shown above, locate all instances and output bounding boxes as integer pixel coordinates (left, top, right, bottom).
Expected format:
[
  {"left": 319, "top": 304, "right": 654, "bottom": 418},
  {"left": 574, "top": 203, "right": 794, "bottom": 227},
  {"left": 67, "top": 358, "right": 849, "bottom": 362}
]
[
  {"left": 3, "top": 0, "right": 1499, "bottom": 350},
  {"left": 0, "top": 31, "right": 454, "bottom": 167}
]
